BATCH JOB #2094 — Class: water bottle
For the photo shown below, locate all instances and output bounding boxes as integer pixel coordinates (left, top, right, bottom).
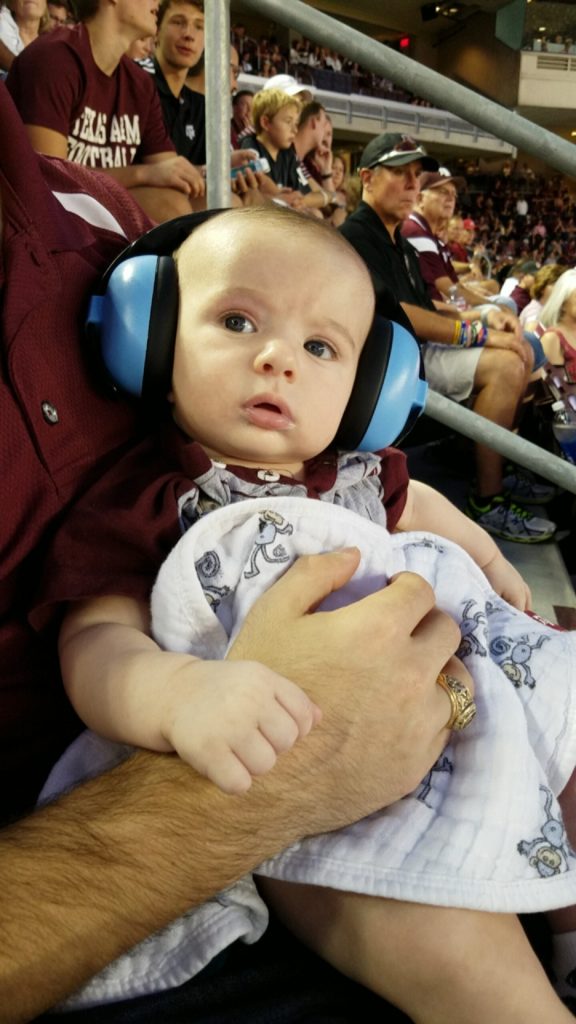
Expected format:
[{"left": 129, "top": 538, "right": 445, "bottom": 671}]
[
  {"left": 447, "top": 285, "right": 467, "bottom": 311},
  {"left": 551, "top": 399, "right": 576, "bottom": 464}
]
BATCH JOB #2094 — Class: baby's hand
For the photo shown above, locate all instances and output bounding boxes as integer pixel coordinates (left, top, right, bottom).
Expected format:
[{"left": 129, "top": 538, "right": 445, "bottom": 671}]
[
  {"left": 161, "top": 661, "right": 322, "bottom": 795},
  {"left": 481, "top": 550, "right": 532, "bottom": 611}
]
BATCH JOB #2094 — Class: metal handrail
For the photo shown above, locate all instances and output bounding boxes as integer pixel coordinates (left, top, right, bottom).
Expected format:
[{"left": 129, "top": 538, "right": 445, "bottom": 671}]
[
  {"left": 204, "top": 1, "right": 576, "bottom": 494},
  {"left": 426, "top": 391, "right": 576, "bottom": 496}
]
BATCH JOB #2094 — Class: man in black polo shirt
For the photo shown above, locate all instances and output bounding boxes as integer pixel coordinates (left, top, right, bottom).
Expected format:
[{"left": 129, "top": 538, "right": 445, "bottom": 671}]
[
  {"left": 341, "top": 133, "right": 556, "bottom": 544},
  {"left": 139, "top": 0, "right": 206, "bottom": 166}
]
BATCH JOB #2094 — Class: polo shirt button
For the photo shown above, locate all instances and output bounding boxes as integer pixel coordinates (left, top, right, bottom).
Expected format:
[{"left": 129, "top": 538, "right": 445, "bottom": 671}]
[{"left": 41, "top": 401, "right": 59, "bottom": 424}]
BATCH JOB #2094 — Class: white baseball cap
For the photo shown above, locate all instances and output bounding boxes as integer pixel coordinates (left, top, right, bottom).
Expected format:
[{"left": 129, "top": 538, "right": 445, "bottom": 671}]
[{"left": 262, "top": 74, "right": 315, "bottom": 97}]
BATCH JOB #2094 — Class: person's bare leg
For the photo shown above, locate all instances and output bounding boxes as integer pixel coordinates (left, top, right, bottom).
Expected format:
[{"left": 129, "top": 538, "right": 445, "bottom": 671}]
[
  {"left": 549, "top": 767, "right": 576, "bottom": 935},
  {"left": 547, "top": 768, "right": 576, "bottom": 1002},
  {"left": 471, "top": 347, "right": 531, "bottom": 496},
  {"left": 259, "top": 879, "right": 573, "bottom": 1024}
]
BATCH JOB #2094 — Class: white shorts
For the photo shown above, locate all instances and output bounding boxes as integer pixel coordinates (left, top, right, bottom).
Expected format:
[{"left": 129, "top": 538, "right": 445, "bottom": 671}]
[{"left": 423, "top": 342, "right": 483, "bottom": 403}]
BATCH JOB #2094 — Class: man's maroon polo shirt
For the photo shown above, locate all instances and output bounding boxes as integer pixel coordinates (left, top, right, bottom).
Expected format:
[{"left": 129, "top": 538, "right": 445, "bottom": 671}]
[{"left": 0, "top": 83, "right": 152, "bottom": 819}]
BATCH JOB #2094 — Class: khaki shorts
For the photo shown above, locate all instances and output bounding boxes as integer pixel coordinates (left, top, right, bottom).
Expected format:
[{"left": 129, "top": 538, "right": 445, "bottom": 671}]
[{"left": 422, "top": 343, "right": 483, "bottom": 403}]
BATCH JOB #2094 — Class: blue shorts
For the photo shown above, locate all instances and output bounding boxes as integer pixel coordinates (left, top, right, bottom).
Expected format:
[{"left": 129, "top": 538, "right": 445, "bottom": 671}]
[{"left": 523, "top": 330, "right": 548, "bottom": 372}]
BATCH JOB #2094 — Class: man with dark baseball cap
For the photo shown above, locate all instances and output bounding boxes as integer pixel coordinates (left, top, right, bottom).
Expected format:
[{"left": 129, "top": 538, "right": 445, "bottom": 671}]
[
  {"left": 358, "top": 132, "right": 438, "bottom": 172},
  {"left": 341, "top": 133, "right": 556, "bottom": 544}
]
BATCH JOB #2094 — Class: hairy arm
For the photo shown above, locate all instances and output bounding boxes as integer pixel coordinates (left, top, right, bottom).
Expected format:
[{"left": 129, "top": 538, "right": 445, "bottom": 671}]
[{"left": 1, "top": 550, "right": 461, "bottom": 1020}]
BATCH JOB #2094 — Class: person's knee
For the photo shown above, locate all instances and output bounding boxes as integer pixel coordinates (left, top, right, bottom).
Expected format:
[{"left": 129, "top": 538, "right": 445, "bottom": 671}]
[{"left": 479, "top": 348, "right": 527, "bottom": 395}]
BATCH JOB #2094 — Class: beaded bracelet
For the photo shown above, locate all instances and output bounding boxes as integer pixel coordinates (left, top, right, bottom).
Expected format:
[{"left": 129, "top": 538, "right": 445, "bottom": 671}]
[
  {"left": 452, "top": 320, "right": 464, "bottom": 345},
  {"left": 468, "top": 321, "right": 488, "bottom": 347},
  {"left": 451, "top": 320, "right": 488, "bottom": 348}
]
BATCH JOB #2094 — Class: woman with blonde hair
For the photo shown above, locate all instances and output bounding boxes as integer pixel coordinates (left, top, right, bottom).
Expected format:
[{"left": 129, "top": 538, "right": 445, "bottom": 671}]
[{"left": 520, "top": 263, "right": 567, "bottom": 332}]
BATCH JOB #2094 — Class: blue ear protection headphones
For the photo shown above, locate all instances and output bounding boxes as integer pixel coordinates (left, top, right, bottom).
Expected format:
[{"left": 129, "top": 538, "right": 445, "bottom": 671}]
[{"left": 86, "top": 210, "right": 427, "bottom": 450}]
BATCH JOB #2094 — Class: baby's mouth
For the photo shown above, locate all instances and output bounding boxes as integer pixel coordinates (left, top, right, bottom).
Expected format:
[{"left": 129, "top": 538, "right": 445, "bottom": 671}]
[{"left": 244, "top": 397, "right": 294, "bottom": 430}]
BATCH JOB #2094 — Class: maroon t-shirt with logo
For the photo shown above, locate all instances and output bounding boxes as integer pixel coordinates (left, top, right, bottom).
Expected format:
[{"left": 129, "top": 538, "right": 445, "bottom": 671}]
[
  {"left": 0, "top": 82, "right": 152, "bottom": 819},
  {"left": 7, "top": 23, "right": 174, "bottom": 169}
]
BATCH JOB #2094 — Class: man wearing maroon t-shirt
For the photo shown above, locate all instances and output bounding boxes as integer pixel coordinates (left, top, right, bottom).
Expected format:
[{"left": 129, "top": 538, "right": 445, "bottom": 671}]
[
  {"left": 0, "top": 82, "right": 459, "bottom": 1021},
  {"left": 6, "top": 0, "right": 205, "bottom": 223}
]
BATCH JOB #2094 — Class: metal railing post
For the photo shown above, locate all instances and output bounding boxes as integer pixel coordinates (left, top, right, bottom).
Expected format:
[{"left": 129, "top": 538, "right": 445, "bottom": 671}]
[
  {"left": 426, "top": 390, "right": 576, "bottom": 495},
  {"left": 204, "top": 0, "right": 231, "bottom": 209}
]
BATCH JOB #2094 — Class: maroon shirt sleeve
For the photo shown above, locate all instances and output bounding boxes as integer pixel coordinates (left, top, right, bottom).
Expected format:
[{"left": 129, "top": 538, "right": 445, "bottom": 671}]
[{"left": 378, "top": 447, "right": 409, "bottom": 530}]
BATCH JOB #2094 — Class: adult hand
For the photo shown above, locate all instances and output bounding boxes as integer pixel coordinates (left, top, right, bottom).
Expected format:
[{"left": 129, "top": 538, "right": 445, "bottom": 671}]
[
  {"left": 482, "top": 306, "right": 523, "bottom": 341},
  {"left": 231, "top": 148, "right": 258, "bottom": 169},
  {"left": 485, "top": 327, "right": 530, "bottom": 364},
  {"left": 229, "top": 550, "right": 468, "bottom": 830},
  {"left": 142, "top": 156, "right": 206, "bottom": 198},
  {"left": 312, "top": 145, "right": 333, "bottom": 179},
  {"left": 281, "top": 189, "right": 307, "bottom": 210},
  {"left": 231, "top": 167, "right": 284, "bottom": 206}
]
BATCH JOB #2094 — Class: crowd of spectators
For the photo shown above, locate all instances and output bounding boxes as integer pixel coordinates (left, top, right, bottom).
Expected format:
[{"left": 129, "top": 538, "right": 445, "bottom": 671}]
[
  {"left": 231, "top": 22, "right": 433, "bottom": 106},
  {"left": 454, "top": 166, "right": 576, "bottom": 274},
  {"left": 524, "top": 32, "right": 576, "bottom": 54}
]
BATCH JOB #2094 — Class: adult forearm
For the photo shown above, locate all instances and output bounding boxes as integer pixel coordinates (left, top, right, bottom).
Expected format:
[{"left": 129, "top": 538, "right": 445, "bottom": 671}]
[
  {"left": 0, "top": 748, "right": 336, "bottom": 1022},
  {"left": 1, "top": 555, "right": 461, "bottom": 1020},
  {"left": 401, "top": 302, "right": 454, "bottom": 344},
  {"left": 101, "top": 165, "right": 148, "bottom": 188}
]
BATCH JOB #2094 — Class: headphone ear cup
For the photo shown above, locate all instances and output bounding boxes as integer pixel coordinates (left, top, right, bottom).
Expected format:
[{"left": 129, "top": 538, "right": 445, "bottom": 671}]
[
  {"left": 86, "top": 254, "right": 178, "bottom": 402},
  {"left": 335, "top": 317, "right": 428, "bottom": 451}
]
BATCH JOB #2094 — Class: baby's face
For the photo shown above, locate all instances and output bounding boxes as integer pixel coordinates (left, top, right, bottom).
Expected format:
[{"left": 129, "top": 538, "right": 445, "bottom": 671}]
[{"left": 170, "top": 216, "right": 374, "bottom": 478}]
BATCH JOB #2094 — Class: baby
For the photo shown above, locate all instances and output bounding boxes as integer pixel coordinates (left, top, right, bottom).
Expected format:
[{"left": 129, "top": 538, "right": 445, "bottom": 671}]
[{"left": 40, "top": 207, "right": 576, "bottom": 1021}]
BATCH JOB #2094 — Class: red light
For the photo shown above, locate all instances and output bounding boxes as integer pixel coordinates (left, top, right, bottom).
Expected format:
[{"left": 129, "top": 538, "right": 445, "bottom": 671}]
[{"left": 399, "top": 36, "right": 410, "bottom": 50}]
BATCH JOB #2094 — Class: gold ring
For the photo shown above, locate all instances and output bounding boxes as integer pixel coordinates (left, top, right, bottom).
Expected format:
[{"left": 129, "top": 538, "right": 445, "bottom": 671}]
[{"left": 436, "top": 672, "right": 476, "bottom": 731}]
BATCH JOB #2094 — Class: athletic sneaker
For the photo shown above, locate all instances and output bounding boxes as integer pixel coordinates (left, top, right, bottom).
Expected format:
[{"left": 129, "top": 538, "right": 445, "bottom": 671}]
[
  {"left": 502, "top": 467, "right": 557, "bottom": 505},
  {"left": 466, "top": 494, "right": 556, "bottom": 543}
]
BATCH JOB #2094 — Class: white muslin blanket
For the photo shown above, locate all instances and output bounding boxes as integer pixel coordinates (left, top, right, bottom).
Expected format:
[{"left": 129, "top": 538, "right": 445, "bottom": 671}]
[{"left": 42, "top": 496, "right": 576, "bottom": 1010}]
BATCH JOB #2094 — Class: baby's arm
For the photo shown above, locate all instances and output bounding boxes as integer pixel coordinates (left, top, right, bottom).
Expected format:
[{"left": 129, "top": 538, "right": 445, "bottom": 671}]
[
  {"left": 396, "top": 481, "right": 531, "bottom": 610},
  {"left": 59, "top": 595, "right": 321, "bottom": 795}
]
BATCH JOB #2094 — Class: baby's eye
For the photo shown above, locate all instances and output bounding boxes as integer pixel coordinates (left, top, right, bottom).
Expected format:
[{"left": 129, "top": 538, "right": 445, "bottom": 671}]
[
  {"left": 224, "top": 314, "right": 255, "bottom": 333},
  {"left": 304, "top": 339, "right": 336, "bottom": 360}
]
